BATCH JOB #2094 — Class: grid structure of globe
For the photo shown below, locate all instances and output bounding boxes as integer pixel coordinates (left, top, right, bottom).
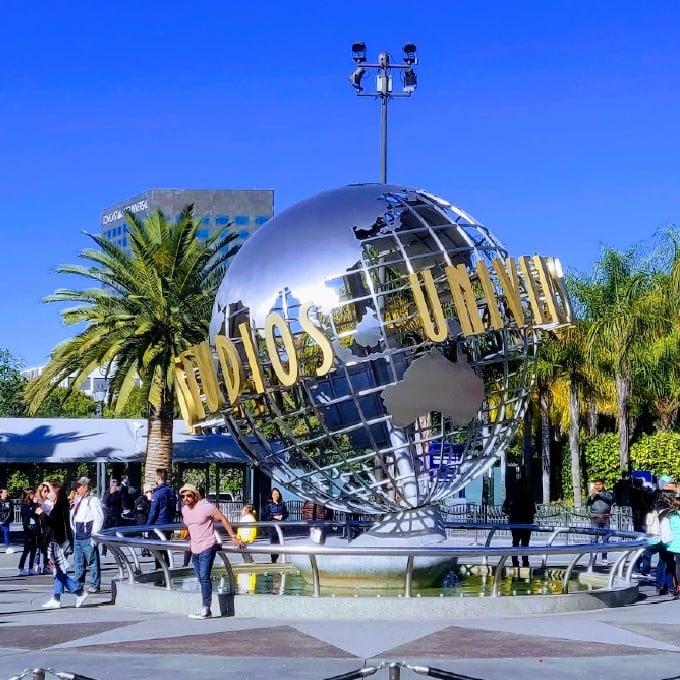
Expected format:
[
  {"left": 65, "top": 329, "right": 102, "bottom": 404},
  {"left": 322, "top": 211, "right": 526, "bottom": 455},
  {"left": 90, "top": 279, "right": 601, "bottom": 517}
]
[{"left": 209, "top": 184, "right": 538, "bottom": 515}]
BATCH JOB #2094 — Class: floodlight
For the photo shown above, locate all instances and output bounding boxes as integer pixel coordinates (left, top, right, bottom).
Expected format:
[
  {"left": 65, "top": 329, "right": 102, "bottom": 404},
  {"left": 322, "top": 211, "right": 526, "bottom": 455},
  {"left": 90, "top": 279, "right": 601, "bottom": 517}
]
[
  {"left": 403, "top": 67, "right": 417, "bottom": 92},
  {"left": 351, "top": 42, "right": 367, "bottom": 63},
  {"left": 348, "top": 66, "right": 367, "bottom": 91},
  {"left": 378, "top": 51, "right": 390, "bottom": 67},
  {"left": 403, "top": 42, "right": 417, "bottom": 65}
]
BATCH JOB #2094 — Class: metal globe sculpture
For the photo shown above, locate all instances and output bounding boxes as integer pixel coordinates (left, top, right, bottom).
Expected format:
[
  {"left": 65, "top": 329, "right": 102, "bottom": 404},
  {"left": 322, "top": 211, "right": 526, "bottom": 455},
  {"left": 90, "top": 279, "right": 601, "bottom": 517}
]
[{"left": 182, "top": 184, "right": 571, "bottom": 517}]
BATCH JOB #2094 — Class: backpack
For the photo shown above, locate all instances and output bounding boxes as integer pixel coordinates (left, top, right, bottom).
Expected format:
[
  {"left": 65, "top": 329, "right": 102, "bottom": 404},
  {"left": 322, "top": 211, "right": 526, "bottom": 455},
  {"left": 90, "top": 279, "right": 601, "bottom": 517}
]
[{"left": 660, "top": 516, "right": 673, "bottom": 544}]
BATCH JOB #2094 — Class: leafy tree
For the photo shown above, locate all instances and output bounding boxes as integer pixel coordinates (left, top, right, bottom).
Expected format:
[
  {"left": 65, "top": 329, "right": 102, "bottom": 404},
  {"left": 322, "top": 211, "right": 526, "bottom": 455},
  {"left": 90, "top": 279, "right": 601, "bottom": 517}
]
[
  {"left": 32, "top": 385, "right": 98, "bottom": 418},
  {"left": 636, "top": 227, "right": 680, "bottom": 430},
  {"left": 533, "top": 334, "right": 564, "bottom": 504},
  {"left": 23, "top": 205, "right": 238, "bottom": 482},
  {"left": 113, "top": 385, "right": 148, "bottom": 418},
  {"left": 570, "top": 246, "right": 657, "bottom": 473},
  {"left": 0, "top": 348, "right": 27, "bottom": 416}
]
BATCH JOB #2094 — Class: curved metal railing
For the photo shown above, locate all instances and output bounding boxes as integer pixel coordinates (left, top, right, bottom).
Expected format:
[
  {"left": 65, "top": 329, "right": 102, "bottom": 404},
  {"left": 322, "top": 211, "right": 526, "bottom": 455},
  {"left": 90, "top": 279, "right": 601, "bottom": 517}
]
[{"left": 94, "top": 520, "right": 648, "bottom": 599}]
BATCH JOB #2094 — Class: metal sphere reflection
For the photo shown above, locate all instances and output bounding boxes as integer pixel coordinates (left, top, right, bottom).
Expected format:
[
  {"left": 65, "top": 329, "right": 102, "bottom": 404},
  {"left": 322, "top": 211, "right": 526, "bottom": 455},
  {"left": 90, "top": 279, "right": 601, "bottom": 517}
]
[{"left": 209, "top": 184, "right": 538, "bottom": 515}]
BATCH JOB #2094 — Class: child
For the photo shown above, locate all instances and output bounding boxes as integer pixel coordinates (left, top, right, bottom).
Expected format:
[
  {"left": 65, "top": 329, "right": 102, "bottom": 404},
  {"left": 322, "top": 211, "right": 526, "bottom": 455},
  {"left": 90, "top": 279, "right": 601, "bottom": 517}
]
[{"left": 236, "top": 504, "right": 257, "bottom": 563}]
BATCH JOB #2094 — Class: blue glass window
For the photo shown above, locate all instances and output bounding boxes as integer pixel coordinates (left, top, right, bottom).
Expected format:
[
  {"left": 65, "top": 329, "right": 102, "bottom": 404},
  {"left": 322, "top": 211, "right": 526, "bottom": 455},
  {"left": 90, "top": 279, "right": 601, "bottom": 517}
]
[
  {"left": 255, "top": 215, "right": 269, "bottom": 225},
  {"left": 239, "top": 230, "right": 250, "bottom": 240},
  {"left": 197, "top": 229, "right": 210, "bottom": 239},
  {"left": 215, "top": 215, "right": 229, "bottom": 225},
  {"left": 202, "top": 216, "right": 210, "bottom": 225},
  {"left": 235, "top": 215, "right": 249, "bottom": 225}
]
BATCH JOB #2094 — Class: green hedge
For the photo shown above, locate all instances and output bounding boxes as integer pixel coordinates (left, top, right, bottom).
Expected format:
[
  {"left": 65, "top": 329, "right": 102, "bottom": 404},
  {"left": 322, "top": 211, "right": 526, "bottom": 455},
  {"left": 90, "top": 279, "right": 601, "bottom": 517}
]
[
  {"left": 560, "top": 431, "right": 680, "bottom": 500},
  {"left": 630, "top": 431, "right": 680, "bottom": 481}
]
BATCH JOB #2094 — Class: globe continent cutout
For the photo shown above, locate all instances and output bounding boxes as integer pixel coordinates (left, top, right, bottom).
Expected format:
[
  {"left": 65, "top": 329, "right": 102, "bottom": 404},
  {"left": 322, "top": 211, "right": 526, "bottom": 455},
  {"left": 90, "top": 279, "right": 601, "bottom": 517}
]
[{"left": 209, "top": 184, "right": 538, "bottom": 515}]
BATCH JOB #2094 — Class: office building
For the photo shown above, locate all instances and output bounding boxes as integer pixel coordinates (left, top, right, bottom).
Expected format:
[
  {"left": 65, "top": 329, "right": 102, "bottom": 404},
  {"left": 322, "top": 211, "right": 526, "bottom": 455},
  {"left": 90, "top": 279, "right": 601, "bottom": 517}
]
[{"left": 100, "top": 188, "right": 274, "bottom": 251}]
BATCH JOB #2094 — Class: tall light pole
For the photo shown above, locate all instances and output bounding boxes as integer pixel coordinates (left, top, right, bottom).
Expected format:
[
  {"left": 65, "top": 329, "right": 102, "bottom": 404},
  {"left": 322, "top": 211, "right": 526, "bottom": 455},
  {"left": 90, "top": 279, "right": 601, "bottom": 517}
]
[
  {"left": 91, "top": 381, "right": 108, "bottom": 495},
  {"left": 348, "top": 42, "right": 418, "bottom": 184}
]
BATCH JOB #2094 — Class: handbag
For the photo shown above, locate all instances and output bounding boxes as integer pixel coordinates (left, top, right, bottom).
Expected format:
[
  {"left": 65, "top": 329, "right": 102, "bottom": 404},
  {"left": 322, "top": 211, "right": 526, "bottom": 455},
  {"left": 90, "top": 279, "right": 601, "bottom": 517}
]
[{"left": 660, "top": 517, "right": 673, "bottom": 544}]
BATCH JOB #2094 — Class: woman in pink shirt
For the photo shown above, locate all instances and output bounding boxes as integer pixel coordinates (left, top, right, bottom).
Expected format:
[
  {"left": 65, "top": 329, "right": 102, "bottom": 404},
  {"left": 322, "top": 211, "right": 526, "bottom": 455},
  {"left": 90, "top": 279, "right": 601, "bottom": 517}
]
[{"left": 179, "top": 483, "right": 244, "bottom": 619}]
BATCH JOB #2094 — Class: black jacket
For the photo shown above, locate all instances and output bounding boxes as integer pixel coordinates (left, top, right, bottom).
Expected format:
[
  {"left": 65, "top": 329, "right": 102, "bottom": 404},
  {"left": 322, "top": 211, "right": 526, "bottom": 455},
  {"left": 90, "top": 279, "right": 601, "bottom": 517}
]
[{"left": 0, "top": 498, "right": 12, "bottom": 524}]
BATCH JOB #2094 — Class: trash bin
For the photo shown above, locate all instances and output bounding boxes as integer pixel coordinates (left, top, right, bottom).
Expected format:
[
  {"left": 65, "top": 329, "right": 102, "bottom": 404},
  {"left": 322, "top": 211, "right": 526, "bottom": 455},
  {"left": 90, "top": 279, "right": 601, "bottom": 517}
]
[
  {"left": 216, "top": 576, "right": 235, "bottom": 617},
  {"left": 216, "top": 588, "right": 234, "bottom": 617}
]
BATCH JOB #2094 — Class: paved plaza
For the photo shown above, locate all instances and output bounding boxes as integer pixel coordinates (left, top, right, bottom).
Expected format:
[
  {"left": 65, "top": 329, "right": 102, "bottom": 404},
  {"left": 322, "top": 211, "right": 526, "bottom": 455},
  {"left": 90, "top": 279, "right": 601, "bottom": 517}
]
[{"left": 2, "top": 537, "right": 680, "bottom": 680}]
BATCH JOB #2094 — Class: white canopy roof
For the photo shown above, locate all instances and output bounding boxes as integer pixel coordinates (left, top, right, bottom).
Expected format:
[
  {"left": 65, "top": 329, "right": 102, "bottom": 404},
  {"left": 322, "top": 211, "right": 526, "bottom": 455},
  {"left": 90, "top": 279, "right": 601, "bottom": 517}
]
[{"left": 0, "top": 418, "right": 251, "bottom": 464}]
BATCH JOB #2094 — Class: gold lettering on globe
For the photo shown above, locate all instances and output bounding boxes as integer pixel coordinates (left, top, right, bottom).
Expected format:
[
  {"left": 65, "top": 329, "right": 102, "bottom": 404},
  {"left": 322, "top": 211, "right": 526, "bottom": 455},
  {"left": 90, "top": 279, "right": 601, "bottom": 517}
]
[{"left": 175, "top": 255, "right": 571, "bottom": 429}]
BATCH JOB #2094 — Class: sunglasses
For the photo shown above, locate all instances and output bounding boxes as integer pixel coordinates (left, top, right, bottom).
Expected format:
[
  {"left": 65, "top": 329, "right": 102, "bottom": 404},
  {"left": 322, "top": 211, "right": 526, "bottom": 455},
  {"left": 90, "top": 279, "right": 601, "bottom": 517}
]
[{"left": 180, "top": 493, "right": 195, "bottom": 498}]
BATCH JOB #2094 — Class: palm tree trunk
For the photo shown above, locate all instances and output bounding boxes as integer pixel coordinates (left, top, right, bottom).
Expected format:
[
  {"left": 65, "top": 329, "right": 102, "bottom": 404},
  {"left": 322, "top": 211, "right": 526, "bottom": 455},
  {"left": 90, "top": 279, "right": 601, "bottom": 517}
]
[
  {"left": 586, "top": 398, "right": 598, "bottom": 437},
  {"left": 523, "top": 404, "right": 533, "bottom": 482},
  {"left": 615, "top": 371, "right": 631, "bottom": 473},
  {"left": 540, "top": 389, "right": 551, "bottom": 504},
  {"left": 569, "top": 380, "right": 582, "bottom": 507},
  {"left": 144, "top": 389, "right": 175, "bottom": 483}
]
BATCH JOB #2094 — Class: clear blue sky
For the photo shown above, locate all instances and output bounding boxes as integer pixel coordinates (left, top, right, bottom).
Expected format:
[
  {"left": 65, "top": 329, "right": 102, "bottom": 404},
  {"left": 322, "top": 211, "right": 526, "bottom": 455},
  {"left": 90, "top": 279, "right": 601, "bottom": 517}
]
[{"left": 2, "top": 1, "right": 680, "bottom": 368}]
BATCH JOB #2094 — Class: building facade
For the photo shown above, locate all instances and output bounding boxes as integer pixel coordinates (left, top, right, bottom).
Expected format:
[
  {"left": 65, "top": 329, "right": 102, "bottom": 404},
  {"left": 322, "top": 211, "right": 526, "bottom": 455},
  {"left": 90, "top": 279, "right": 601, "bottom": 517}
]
[{"left": 100, "top": 188, "right": 274, "bottom": 252}]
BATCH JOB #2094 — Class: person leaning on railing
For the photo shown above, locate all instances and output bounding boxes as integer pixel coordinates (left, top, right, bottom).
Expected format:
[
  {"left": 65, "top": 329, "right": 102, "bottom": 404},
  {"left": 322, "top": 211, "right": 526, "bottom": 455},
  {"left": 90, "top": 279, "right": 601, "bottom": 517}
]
[{"left": 236, "top": 504, "right": 257, "bottom": 562}]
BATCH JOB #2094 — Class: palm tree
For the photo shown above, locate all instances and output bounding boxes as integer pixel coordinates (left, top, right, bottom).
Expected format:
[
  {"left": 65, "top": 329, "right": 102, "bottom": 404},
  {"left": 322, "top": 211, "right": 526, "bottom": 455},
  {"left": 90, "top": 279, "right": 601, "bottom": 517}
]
[
  {"left": 570, "top": 246, "right": 655, "bottom": 473},
  {"left": 24, "top": 205, "right": 238, "bottom": 482},
  {"left": 554, "top": 322, "right": 596, "bottom": 507},
  {"left": 533, "top": 334, "right": 565, "bottom": 504}
]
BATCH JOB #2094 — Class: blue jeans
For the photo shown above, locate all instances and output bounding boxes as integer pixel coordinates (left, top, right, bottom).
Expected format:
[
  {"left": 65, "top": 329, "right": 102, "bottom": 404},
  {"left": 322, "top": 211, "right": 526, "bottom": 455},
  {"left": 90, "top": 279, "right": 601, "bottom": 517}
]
[
  {"left": 74, "top": 537, "right": 100, "bottom": 589},
  {"left": 637, "top": 547, "right": 653, "bottom": 574},
  {"left": 54, "top": 570, "right": 82, "bottom": 600},
  {"left": 591, "top": 517, "right": 610, "bottom": 560},
  {"left": 191, "top": 544, "right": 218, "bottom": 609},
  {"left": 1, "top": 521, "right": 10, "bottom": 549},
  {"left": 658, "top": 547, "right": 676, "bottom": 591}
]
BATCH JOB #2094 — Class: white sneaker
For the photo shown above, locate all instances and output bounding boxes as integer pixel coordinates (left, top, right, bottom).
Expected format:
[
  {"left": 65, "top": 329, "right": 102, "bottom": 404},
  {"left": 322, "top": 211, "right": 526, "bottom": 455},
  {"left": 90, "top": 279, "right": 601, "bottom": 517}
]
[
  {"left": 33, "top": 565, "right": 41, "bottom": 575},
  {"left": 75, "top": 591, "right": 89, "bottom": 608},
  {"left": 188, "top": 607, "right": 212, "bottom": 619},
  {"left": 18, "top": 569, "right": 30, "bottom": 576},
  {"left": 6, "top": 547, "right": 15, "bottom": 554},
  {"left": 42, "top": 598, "right": 61, "bottom": 609}
]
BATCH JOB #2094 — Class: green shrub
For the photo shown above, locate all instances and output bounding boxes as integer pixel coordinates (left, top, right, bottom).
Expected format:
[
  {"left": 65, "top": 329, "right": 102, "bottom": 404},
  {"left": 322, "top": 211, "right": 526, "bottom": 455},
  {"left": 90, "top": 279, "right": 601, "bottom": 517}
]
[
  {"left": 630, "top": 432, "right": 680, "bottom": 480},
  {"left": 583, "top": 433, "right": 620, "bottom": 488}
]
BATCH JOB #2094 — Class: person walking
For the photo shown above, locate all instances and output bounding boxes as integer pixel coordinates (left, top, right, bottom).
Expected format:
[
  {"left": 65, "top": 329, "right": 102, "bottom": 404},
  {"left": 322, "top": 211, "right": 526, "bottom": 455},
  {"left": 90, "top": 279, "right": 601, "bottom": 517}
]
[
  {"left": 0, "top": 488, "right": 14, "bottom": 554},
  {"left": 17, "top": 488, "right": 38, "bottom": 576},
  {"left": 261, "top": 488, "right": 289, "bottom": 564},
  {"left": 586, "top": 478, "right": 614, "bottom": 565},
  {"left": 659, "top": 494, "right": 680, "bottom": 598},
  {"left": 179, "top": 483, "right": 244, "bottom": 619},
  {"left": 502, "top": 479, "right": 536, "bottom": 569},
  {"left": 33, "top": 482, "right": 51, "bottom": 574},
  {"left": 39, "top": 481, "right": 88, "bottom": 610},
  {"left": 644, "top": 492, "right": 675, "bottom": 594},
  {"left": 70, "top": 477, "right": 104, "bottom": 594}
]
